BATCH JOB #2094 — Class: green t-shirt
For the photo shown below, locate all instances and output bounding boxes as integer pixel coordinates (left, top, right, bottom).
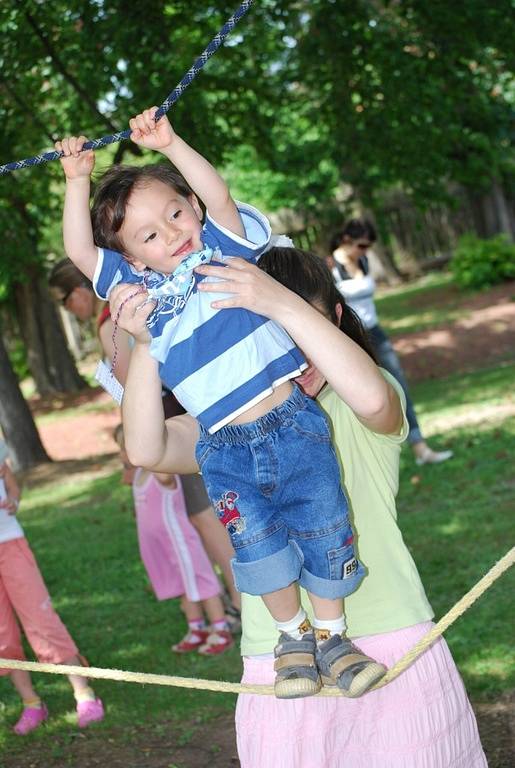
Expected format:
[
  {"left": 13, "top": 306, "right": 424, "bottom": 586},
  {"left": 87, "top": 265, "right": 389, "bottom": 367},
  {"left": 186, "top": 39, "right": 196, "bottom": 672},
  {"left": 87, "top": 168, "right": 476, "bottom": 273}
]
[{"left": 240, "top": 369, "right": 434, "bottom": 656}]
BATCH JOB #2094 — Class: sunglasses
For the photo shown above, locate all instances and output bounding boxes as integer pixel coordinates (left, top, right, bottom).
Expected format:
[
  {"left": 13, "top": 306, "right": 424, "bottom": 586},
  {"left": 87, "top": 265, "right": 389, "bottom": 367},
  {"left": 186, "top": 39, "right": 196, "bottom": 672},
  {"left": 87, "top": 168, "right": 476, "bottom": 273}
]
[
  {"left": 60, "top": 287, "right": 78, "bottom": 306},
  {"left": 60, "top": 281, "right": 88, "bottom": 306},
  {"left": 355, "top": 241, "right": 371, "bottom": 250}
]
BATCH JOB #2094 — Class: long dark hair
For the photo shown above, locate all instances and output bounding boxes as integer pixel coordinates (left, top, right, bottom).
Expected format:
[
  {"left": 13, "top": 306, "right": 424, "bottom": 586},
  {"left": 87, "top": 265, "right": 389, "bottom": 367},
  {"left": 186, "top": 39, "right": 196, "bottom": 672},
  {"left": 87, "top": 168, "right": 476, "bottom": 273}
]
[{"left": 258, "top": 246, "right": 377, "bottom": 362}]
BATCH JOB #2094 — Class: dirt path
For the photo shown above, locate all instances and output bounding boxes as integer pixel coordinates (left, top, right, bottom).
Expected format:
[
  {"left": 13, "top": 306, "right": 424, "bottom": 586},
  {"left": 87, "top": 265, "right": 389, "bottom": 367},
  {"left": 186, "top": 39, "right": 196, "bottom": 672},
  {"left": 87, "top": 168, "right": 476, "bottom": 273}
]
[
  {"left": 391, "top": 280, "right": 515, "bottom": 382},
  {"left": 4, "top": 695, "right": 514, "bottom": 767}
]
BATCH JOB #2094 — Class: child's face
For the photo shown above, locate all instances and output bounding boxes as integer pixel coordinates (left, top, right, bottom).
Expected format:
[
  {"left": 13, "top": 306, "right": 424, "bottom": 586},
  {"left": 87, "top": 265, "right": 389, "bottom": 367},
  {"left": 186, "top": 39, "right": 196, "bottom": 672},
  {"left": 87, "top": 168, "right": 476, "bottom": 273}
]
[{"left": 119, "top": 180, "right": 203, "bottom": 275}]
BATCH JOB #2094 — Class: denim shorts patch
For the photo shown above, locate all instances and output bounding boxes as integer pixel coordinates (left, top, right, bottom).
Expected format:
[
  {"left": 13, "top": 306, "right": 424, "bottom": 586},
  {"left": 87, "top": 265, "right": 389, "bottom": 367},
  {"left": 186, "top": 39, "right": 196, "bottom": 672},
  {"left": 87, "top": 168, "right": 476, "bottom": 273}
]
[{"left": 195, "top": 386, "right": 365, "bottom": 600}]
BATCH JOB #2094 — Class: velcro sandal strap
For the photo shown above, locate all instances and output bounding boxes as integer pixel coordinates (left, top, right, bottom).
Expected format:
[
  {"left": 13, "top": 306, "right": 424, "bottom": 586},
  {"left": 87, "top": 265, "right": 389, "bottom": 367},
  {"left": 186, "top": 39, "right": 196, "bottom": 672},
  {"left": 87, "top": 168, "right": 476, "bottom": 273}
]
[
  {"left": 327, "top": 652, "right": 371, "bottom": 678},
  {"left": 274, "top": 652, "right": 316, "bottom": 672},
  {"left": 275, "top": 638, "right": 315, "bottom": 657}
]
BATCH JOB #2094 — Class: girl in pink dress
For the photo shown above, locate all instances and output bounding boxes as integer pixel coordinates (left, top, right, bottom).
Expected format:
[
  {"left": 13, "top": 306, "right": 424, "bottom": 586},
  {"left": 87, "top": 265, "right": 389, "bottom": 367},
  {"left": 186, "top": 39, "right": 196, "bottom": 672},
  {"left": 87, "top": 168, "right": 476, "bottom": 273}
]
[{"left": 115, "top": 427, "right": 233, "bottom": 655}]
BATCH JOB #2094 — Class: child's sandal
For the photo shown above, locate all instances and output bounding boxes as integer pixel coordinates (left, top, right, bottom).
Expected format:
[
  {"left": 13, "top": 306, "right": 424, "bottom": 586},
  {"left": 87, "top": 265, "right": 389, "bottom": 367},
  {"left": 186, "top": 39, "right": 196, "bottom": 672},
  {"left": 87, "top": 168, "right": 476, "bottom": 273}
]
[
  {"left": 315, "top": 633, "right": 386, "bottom": 698},
  {"left": 274, "top": 631, "right": 322, "bottom": 699}
]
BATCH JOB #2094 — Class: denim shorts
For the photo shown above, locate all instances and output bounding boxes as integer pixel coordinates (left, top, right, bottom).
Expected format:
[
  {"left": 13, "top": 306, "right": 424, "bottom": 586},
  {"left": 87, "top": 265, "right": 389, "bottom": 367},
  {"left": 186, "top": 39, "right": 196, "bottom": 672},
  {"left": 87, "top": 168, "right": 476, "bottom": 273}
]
[{"left": 195, "top": 385, "right": 365, "bottom": 600}]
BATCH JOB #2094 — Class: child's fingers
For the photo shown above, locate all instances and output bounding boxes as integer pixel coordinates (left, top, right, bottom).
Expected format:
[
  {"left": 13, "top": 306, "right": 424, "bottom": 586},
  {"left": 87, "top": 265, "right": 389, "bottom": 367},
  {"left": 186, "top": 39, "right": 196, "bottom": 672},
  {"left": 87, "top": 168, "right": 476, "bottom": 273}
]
[
  {"left": 110, "top": 284, "right": 149, "bottom": 319},
  {"left": 129, "top": 117, "right": 143, "bottom": 139},
  {"left": 56, "top": 137, "right": 72, "bottom": 156},
  {"left": 142, "top": 107, "right": 159, "bottom": 132},
  {"left": 75, "top": 135, "right": 89, "bottom": 155},
  {"left": 132, "top": 112, "right": 152, "bottom": 136},
  {"left": 55, "top": 136, "right": 90, "bottom": 158}
]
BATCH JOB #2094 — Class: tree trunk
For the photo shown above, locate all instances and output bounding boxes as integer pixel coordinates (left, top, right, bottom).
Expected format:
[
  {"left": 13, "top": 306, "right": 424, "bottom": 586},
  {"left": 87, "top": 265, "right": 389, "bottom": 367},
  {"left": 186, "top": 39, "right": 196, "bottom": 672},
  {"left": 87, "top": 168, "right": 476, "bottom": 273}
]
[
  {"left": 0, "top": 331, "right": 50, "bottom": 472},
  {"left": 491, "top": 181, "right": 515, "bottom": 240},
  {"left": 467, "top": 181, "right": 515, "bottom": 240},
  {"left": 14, "top": 267, "right": 88, "bottom": 395}
]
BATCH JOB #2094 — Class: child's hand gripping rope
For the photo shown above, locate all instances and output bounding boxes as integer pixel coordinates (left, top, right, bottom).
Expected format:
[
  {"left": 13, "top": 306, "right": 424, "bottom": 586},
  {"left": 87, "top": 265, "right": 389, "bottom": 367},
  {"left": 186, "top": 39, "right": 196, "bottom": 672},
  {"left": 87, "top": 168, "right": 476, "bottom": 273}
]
[
  {"left": 55, "top": 136, "right": 95, "bottom": 180},
  {"left": 129, "top": 107, "right": 176, "bottom": 153}
]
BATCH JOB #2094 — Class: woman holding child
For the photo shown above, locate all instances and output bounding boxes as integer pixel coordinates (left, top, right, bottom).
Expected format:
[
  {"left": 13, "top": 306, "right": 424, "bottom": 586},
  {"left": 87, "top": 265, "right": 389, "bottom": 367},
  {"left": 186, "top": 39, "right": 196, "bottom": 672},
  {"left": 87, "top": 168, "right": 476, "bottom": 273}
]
[
  {"left": 58, "top": 107, "right": 485, "bottom": 765},
  {"left": 113, "top": 247, "right": 486, "bottom": 767}
]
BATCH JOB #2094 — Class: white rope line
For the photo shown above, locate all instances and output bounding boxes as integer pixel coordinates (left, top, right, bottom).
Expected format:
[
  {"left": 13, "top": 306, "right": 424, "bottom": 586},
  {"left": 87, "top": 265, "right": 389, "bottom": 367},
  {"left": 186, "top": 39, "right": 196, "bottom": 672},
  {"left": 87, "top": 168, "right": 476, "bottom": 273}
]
[{"left": 1, "top": 546, "right": 513, "bottom": 696}]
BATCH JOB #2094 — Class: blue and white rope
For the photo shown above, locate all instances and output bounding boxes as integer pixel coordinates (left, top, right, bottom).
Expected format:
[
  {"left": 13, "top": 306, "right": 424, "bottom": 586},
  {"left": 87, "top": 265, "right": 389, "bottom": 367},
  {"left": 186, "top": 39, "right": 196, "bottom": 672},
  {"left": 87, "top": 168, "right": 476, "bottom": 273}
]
[{"left": 0, "top": 0, "right": 253, "bottom": 175}]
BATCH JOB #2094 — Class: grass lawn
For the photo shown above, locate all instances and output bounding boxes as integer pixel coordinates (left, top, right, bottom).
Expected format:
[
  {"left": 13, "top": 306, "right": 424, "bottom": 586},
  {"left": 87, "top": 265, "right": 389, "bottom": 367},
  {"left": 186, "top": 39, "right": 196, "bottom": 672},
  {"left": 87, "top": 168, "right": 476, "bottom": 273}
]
[
  {"left": 397, "top": 361, "right": 515, "bottom": 700},
  {"left": 375, "top": 272, "right": 471, "bottom": 335},
  {"left": 1, "top": 278, "right": 514, "bottom": 754}
]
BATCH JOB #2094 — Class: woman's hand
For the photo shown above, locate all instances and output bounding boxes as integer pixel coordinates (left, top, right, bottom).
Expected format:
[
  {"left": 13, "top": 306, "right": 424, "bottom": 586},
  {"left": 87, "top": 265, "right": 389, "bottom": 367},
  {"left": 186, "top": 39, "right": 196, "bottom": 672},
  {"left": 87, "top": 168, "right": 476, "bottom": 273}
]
[
  {"left": 195, "top": 257, "right": 289, "bottom": 320},
  {"left": 109, "top": 284, "right": 155, "bottom": 344}
]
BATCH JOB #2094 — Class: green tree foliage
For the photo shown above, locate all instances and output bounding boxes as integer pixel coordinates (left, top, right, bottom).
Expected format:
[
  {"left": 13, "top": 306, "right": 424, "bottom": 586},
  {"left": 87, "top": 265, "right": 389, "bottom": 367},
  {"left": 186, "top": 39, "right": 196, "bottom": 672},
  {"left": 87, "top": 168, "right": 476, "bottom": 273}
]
[{"left": 0, "top": 0, "right": 512, "bottom": 284}]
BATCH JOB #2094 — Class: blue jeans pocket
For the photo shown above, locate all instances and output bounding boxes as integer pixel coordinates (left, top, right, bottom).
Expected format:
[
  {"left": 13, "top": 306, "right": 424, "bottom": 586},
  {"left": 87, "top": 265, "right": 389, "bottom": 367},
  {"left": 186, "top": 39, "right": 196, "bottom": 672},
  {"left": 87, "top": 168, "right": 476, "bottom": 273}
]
[
  {"left": 327, "top": 543, "right": 358, "bottom": 581},
  {"left": 290, "top": 404, "right": 331, "bottom": 443}
]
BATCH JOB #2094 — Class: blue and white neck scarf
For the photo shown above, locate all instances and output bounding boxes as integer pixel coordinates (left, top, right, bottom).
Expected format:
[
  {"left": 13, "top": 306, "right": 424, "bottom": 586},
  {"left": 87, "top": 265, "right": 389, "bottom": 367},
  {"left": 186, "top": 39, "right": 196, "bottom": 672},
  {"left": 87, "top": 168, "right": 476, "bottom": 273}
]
[{"left": 144, "top": 245, "right": 218, "bottom": 328}]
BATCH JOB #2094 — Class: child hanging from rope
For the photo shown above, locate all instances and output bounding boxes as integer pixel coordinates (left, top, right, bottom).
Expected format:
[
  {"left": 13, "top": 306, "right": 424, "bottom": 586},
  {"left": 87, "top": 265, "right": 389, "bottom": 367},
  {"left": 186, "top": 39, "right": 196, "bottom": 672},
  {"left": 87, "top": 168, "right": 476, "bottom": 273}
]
[
  {"left": 113, "top": 425, "right": 233, "bottom": 655},
  {"left": 0, "top": 439, "right": 104, "bottom": 734},
  {"left": 56, "top": 107, "right": 386, "bottom": 699}
]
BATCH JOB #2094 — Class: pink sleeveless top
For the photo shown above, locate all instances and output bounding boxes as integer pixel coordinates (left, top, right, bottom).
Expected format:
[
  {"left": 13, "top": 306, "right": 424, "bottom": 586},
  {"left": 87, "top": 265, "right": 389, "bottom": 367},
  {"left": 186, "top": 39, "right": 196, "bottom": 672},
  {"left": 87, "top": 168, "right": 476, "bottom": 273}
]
[{"left": 132, "top": 470, "right": 220, "bottom": 602}]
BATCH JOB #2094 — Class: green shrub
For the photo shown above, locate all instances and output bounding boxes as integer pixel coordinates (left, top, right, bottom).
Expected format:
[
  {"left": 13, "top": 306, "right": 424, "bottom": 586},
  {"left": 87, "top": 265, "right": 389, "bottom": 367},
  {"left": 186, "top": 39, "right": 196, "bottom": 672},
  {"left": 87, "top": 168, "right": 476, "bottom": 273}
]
[{"left": 451, "top": 234, "right": 515, "bottom": 289}]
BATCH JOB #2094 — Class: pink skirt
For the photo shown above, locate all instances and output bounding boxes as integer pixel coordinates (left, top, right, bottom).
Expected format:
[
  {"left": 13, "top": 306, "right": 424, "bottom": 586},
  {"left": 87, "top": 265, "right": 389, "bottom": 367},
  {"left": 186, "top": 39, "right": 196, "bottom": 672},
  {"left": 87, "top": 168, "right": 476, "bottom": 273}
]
[{"left": 235, "top": 622, "right": 486, "bottom": 768}]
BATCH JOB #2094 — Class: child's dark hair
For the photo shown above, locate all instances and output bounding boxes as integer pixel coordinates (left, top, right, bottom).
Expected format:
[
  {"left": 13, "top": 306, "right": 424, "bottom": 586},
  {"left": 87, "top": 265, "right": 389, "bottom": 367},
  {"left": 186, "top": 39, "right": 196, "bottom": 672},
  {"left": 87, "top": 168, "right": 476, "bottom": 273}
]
[
  {"left": 329, "top": 219, "right": 377, "bottom": 253},
  {"left": 258, "top": 247, "right": 377, "bottom": 363},
  {"left": 91, "top": 164, "right": 194, "bottom": 253}
]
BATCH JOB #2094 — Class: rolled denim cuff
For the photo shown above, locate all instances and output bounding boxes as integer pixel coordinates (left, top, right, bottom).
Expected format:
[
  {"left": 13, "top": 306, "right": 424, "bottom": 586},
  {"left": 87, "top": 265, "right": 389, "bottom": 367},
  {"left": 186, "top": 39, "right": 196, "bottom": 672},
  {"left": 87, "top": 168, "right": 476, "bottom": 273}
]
[
  {"left": 231, "top": 541, "right": 303, "bottom": 596},
  {"left": 299, "top": 561, "right": 366, "bottom": 600}
]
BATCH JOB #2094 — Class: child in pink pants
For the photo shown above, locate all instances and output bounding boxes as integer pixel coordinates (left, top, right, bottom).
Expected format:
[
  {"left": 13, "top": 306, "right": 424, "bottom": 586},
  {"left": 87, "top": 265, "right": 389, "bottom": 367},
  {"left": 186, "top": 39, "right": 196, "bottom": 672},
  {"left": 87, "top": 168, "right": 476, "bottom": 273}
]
[
  {"left": 115, "top": 427, "right": 233, "bottom": 655},
  {"left": 0, "top": 439, "right": 104, "bottom": 734}
]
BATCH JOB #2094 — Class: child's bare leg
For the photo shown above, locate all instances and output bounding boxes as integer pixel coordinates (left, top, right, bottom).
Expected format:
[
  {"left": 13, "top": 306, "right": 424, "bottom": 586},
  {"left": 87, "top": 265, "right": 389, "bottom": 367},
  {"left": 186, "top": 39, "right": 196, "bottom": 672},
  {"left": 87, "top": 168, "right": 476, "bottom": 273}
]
[
  {"left": 307, "top": 594, "right": 343, "bottom": 620},
  {"left": 201, "top": 594, "right": 227, "bottom": 625},
  {"left": 180, "top": 594, "right": 204, "bottom": 623},
  {"left": 10, "top": 669, "right": 39, "bottom": 702},
  {"left": 262, "top": 583, "right": 300, "bottom": 623},
  {"left": 190, "top": 508, "right": 241, "bottom": 610}
]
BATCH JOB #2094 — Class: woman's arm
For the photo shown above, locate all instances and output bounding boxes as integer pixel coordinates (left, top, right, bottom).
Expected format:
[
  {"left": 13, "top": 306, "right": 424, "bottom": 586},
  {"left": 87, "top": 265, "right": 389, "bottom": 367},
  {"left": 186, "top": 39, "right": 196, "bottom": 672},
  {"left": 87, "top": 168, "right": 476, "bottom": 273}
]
[
  {"left": 196, "top": 259, "right": 402, "bottom": 435},
  {"left": 98, "top": 318, "right": 132, "bottom": 387},
  {"left": 109, "top": 284, "right": 200, "bottom": 473},
  {"left": 122, "top": 342, "right": 200, "bottom": 473}
]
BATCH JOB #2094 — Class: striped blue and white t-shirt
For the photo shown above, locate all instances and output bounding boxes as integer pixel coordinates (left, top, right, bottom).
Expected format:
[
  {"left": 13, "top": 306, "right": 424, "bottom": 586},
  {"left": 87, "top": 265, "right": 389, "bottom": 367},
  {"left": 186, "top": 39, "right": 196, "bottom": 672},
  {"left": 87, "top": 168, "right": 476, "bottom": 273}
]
[{"left": 94, "top": 202, "right": 306, "bottom": 432}]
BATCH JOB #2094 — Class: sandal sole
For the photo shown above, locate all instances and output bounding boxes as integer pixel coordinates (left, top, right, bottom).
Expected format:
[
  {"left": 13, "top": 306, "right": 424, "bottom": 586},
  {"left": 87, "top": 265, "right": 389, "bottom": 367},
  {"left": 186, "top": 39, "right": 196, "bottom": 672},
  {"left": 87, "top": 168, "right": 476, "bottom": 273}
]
[
  {"left": 275, "top": 675, "right": 322, "bottom": 699},
  {"left": 321, "top": 662, "right": 386, "bottom": 698}
]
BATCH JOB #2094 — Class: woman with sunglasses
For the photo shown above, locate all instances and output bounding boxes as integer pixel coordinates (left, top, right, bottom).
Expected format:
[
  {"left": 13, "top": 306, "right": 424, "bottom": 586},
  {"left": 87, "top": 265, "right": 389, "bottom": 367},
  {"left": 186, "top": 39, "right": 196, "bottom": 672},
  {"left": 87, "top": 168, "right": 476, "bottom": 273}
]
[{"left": 330, "top": 220, "right": 452, "bottom": 466}]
